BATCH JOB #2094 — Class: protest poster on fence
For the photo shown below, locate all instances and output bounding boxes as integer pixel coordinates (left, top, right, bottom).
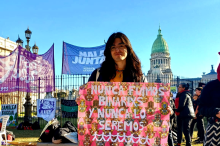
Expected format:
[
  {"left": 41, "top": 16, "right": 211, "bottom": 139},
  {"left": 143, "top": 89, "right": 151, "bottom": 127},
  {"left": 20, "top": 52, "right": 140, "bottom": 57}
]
[
  {"left": 37, "top": 98, "right": 56, "bottom": 121},
  {"left": 61, "top": 99, "right": 78, "bottom": 118},
  {"left": 77, "top": 82, "right": 170, "bottom": 146},
  {"left": 1, "top": 104, "right": 18, "bottom": 126}
]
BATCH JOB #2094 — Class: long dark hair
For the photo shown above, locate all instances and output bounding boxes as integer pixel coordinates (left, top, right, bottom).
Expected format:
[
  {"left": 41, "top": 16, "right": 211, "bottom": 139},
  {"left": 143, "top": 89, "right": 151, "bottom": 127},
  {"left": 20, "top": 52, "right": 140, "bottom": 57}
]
[{"left": 100, "top": 32, "right": 143, "bottom": 81}]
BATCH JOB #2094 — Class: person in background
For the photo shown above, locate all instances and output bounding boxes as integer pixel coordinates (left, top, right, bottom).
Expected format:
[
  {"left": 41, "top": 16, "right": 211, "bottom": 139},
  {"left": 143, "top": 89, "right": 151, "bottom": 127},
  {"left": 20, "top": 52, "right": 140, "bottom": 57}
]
[
  {"left": 168, "top": 92, "right": 176, "bottom": 146},
  {"left": 88, "top": 32, "right": 147, "bottom": 83},
  {"left": 198, "top": 55, "right": 220, "bottom": 146},
  {"left": 175, "top": 83, "right": 195, "bottom": 146},
  {"left": 190, "top": 94, "right": 199, "bottom": 139},
  {"left": 198, "top": 83, "right": 206, "bottom": 88},
  {"left": 193, "top": 87, "right": 205, "bottom": 144}
]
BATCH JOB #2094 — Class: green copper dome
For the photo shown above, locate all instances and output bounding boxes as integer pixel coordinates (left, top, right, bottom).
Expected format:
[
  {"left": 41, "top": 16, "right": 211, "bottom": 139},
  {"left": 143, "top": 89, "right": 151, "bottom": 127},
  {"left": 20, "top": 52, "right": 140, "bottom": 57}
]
[{"left": 151, "top": 27, "right": 169, "bottom": 54}]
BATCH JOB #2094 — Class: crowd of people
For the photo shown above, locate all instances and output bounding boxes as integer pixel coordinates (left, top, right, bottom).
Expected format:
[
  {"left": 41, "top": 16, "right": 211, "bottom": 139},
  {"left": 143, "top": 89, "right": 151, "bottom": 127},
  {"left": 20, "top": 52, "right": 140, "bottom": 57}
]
[
  {"left": 88, "top": 31, "right": 220, "bottom": 146},
  {"left": 168, "top": 64, "right": 220, "bottom": 146},
  {"left": 168, "top": 85, "right": 206, "bottom": 146}
]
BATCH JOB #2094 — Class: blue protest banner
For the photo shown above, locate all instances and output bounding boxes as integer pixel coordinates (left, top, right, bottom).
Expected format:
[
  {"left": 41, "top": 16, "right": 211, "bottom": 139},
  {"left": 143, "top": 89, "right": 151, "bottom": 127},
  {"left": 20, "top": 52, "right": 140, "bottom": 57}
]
[{"left": 62, "top": 42, "right": 105, "bottom": 74}]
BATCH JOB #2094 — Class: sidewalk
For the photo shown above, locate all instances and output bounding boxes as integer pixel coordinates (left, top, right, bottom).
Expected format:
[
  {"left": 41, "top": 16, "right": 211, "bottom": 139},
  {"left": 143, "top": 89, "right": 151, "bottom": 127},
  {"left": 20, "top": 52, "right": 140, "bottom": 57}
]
[{"left": 37, "top": 143, "right": 78, "bottom": 146}]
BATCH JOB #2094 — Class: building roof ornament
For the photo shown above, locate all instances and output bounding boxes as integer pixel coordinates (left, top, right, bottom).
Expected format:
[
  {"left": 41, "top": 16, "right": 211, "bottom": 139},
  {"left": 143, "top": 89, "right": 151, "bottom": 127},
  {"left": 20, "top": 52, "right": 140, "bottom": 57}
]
[
  {"left": 158, "top": 25, "right": 162, "bottom": 35},
  {"left": 206, "top": 65, "right": 217, "bottom": 75}
]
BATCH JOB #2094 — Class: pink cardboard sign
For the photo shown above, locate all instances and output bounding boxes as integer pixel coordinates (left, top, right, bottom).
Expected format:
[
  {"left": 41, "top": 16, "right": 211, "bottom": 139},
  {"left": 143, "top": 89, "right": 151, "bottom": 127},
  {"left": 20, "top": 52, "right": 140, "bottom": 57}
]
[{"left": 77, "top": 82, "right": 170, "bottom": 146}]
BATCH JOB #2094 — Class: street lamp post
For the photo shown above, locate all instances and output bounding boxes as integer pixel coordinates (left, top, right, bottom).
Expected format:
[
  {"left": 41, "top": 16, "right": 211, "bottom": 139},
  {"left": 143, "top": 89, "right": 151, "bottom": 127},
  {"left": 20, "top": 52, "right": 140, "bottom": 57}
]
[
  {"left": 16, "top": 35, "right": 23, "bottom": 47},
  {"left": 32, "top": 43, "right": 39, "bottom": 54},
  {"left": 25, "top": 27, "right": 32, "bottom": 51},
  {"left": 16, "top": 27, "right": 39, "bottom": 123},
  {"left": 23, "top": 27, "right": 32, "bottom": 123}
]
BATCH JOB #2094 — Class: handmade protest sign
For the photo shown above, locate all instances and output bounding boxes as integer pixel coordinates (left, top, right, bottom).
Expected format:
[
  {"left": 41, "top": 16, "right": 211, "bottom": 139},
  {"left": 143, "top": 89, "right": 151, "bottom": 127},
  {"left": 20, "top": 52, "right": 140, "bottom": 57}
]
[
  {"left": 77, "top": 82, "right": 170, "bottom": 146},
  {"left": 37, "top": 98, "right": 56, "bottom": 121},
  {"left": 61, "top": 99, "right": 78, "bottom": 118},
  {"left": 1, "top": 104, "right": 18, "bottom": 126}
]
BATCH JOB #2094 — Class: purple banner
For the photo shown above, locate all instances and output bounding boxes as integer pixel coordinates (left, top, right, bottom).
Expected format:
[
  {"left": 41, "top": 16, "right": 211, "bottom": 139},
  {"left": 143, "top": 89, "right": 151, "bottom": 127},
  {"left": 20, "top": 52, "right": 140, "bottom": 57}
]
[{"left": 0, "top": 45, "right": 55, "bottom": 93}]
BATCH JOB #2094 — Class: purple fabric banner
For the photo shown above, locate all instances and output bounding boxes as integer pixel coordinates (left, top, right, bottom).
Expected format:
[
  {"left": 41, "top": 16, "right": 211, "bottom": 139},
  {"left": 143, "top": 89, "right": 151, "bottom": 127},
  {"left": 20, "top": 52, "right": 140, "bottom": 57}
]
[{"left": 0, "top": 45, "right": 55, "bottom": 93}]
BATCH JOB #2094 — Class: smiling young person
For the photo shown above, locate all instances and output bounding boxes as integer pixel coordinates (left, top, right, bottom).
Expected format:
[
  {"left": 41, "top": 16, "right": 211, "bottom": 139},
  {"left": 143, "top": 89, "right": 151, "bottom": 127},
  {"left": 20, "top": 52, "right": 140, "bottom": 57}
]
[{"left": 88, "top": 32, "right": 147, "bottom": 83}]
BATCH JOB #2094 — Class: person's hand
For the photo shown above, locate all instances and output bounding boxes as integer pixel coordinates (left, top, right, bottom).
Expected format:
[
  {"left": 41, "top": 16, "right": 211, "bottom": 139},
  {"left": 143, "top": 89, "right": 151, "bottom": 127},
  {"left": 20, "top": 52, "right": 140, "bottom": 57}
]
[
  {"left": 216, "top": 111, "right": 220, "bottom": 118},
  {"left": 194, "top": 117, "right": 197, "bottom": 119},
  {"left": 168, "top": 106, "right": 174, "bottom": 115},
  {"left": 52, "top": 137, "right": 62, "bottom": 144}
]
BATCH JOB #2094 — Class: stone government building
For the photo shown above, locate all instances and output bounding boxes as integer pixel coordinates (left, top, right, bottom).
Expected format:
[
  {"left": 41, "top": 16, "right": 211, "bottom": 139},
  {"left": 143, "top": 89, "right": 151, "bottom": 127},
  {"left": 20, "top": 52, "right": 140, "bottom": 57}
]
[
  {"left": 146, "top": 27, "right": 217, "bottom": 91},
  {"left": 0, "top": 36, "right": 17, "bottom": 56},
  {"left": 147, "top": 26, "right": 173, "bottom": 83}
]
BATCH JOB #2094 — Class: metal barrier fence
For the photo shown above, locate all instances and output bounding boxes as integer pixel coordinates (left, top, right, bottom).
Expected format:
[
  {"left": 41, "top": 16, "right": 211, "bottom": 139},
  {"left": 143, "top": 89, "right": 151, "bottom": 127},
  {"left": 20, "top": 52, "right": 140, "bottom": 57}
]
[{"left": 0, "top": 74, "right": 214, "bottom": 128}]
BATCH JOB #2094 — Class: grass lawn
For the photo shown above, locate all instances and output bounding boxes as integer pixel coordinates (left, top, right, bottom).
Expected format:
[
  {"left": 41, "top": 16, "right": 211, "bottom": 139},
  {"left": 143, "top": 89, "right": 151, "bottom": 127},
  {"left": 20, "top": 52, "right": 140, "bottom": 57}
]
[
  {"left": 6, "top": 127, "right": 204, "bottom": 146},
  {"left": 5, "top": 118, "right": 77, "bottom": 145},
  {"left": 180, "top": 132, "right": 203, "bottom": 146},
  {"left": 6, "top": 127, "right": 41, "bottom": 145}
]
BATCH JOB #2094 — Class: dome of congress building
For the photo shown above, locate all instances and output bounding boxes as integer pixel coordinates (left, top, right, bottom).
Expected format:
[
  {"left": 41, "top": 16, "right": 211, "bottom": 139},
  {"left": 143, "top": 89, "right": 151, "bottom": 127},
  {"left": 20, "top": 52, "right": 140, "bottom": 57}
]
[{"left": 151, "top": 26, "right": 169, "bottom": 54}]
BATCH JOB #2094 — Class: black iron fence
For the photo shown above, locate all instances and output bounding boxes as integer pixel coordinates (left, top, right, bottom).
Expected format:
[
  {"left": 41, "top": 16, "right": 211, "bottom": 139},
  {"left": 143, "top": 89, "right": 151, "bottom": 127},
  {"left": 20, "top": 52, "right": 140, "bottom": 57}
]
[
  {"left": 0, "top": 74, "right": 214, "bottom": 128},
  {"left": 147, "top": 74, "right": 213, "bottom": 96}
]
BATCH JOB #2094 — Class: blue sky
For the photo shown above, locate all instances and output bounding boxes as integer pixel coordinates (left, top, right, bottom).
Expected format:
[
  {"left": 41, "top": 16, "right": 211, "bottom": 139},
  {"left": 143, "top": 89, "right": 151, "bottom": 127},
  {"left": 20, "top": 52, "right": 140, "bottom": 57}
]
[{"left": 1, "top": 0, "right": 220, "bottom": 78}]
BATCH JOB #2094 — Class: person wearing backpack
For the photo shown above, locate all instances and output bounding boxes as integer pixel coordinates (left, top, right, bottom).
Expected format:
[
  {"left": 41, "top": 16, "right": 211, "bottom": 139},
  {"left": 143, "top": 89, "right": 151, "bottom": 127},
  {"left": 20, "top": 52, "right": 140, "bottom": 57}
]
[{"left": 88, "top": 32, "right": 147, "bottom": 83}]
